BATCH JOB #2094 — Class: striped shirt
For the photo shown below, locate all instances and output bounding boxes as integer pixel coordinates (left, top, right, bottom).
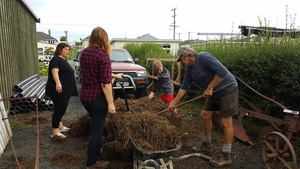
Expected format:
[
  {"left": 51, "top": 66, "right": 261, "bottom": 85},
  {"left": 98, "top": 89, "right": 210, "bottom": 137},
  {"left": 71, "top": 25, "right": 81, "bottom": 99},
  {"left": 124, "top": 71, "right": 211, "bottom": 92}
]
[{"left": 79, "top": 48, "right": 112, "bottom": 101}]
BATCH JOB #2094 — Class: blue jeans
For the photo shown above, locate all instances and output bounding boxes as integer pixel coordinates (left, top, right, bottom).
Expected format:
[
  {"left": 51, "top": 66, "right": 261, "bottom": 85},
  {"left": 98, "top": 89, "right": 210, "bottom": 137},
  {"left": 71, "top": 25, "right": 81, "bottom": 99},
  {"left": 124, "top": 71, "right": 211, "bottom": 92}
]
[{"left": 81, "top": 96, "right": 108, "bottom": 167}]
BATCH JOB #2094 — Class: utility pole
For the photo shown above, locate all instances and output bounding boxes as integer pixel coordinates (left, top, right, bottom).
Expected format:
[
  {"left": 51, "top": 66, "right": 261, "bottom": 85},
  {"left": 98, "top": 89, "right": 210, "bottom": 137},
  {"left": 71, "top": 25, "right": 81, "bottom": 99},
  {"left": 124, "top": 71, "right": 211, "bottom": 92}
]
[
  {"left": 170, "top": 8, "right": 178, "bottom": 40},
  {"left": 187, "top": 31, "right": 193, "bottom": 40},
  {"left": 177, "top": 33, "right": 182, "bottom": 40},
  {"left": 64, "top": 30, "right": 68, "bottom": 43}
]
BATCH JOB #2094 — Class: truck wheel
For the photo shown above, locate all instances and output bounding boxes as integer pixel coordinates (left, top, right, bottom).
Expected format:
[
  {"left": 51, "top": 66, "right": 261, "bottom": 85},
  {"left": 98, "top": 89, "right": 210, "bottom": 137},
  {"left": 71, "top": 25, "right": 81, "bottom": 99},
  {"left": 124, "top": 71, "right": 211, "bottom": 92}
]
[{"left": 135, "top": 88, "right": 147, "bottom": 99}]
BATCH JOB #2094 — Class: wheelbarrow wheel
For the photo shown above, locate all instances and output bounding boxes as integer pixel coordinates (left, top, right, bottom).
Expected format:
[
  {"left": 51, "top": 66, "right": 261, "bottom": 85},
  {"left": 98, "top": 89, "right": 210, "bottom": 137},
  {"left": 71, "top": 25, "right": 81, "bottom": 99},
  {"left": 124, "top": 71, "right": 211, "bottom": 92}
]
[{"left": 261, "top": 131, "right": 297, "bottom": 169}]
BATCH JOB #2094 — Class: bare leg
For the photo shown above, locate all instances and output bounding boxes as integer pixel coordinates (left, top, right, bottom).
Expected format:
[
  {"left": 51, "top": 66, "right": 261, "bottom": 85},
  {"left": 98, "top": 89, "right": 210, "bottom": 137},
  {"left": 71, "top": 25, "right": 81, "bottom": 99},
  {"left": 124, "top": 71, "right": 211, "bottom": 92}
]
[
  {"left": 200, "top": 110, "right": 214, "bottom": 138},
  {"left": 221, "top": 116, "right": 233, "bottom": 144},
  {"left": 59, "top": 121, "right": 64, "bottom": 129}
]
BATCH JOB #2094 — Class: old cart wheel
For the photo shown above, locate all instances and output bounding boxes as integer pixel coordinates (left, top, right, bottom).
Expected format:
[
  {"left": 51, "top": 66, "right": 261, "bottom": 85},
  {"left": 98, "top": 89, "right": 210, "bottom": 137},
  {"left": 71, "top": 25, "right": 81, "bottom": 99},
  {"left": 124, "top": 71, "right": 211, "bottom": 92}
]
[
  {"left": 259, "top": 126, "right": 275, "bottom": 147},
  {"left": 262, "top": 131, "right": 297, "bottom": 169}
]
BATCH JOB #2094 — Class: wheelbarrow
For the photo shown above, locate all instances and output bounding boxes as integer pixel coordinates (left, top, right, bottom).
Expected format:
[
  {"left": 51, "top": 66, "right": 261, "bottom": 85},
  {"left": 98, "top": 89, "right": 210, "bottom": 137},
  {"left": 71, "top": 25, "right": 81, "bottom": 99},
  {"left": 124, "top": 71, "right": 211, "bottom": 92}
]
[
  {"left": 130, "top": 82, "right": 235, "bottom": 169},
  {"left": 130, "top": 138, "right": 212, "bottom": 169}
]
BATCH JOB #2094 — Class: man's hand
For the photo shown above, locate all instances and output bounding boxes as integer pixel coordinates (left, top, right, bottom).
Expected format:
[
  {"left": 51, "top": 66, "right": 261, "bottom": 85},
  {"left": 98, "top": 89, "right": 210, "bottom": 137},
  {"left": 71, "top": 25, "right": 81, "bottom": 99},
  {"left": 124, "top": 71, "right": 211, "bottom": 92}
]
[
  {"left": 168, "top": 101, "right": 176, "bottom": 112},
  {"left": 203, "top": 88, "right": 213, "bottom": 97},
  {"left": 148, "top": 92, "right": 154, "bottom": 99}
]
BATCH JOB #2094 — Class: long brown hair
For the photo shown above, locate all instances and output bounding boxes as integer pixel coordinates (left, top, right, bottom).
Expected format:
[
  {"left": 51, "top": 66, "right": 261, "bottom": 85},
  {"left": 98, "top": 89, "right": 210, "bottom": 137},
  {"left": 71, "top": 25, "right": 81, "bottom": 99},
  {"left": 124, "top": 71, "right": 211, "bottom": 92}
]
[
  {"left": 88, "top": 27, "right": 111, "bottom": 56},
  {"left": 54, "top": 43, "right": 70, "bottom": 56}
]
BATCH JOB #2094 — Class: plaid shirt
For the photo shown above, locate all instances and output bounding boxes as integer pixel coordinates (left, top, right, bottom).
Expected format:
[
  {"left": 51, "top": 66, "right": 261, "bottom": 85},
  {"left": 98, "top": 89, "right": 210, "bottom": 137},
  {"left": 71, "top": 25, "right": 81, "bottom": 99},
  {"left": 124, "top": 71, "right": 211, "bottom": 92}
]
[{"left": 80, "top": 48, "right": 112, "bottom": 101}]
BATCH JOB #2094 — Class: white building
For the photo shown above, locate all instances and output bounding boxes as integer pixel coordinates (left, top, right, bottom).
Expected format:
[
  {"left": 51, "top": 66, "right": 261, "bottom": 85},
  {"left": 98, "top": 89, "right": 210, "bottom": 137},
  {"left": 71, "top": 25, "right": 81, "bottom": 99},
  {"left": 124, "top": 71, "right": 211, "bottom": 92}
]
[
  {"left": 37, "top": 31, "right": 58, "bottom": 61},
  {"left": 81, "top": 34, "right": 182, "bottom": 55}
]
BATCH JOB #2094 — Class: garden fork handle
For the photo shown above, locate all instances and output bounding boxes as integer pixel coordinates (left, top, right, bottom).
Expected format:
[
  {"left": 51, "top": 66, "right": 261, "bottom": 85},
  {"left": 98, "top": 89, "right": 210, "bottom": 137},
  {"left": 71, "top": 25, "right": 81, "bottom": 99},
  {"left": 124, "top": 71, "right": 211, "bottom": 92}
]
[{"left": 157, "top": 82, "right": 235, "bottom": 115}]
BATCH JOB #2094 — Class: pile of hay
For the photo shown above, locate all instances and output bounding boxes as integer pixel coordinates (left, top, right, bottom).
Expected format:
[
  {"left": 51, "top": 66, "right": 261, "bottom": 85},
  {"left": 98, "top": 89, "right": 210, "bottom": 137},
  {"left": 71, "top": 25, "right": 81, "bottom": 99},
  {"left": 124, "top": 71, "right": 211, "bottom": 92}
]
[{"left": 69, "top": 97, "right": 182, "bottom": 160}]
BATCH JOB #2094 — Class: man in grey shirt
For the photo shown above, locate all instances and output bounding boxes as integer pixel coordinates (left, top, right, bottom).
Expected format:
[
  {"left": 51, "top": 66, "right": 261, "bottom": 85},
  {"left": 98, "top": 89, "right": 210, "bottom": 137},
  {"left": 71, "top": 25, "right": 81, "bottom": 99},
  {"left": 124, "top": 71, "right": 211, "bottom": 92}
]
[{"left": 168, "top": 46, "right": 239, "bottom": 167}]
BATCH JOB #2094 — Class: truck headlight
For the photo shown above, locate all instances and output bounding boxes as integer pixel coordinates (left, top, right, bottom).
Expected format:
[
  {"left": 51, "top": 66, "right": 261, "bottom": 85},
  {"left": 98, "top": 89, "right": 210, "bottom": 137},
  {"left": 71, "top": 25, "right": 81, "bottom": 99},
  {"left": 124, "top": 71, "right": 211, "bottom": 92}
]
[{"left": 137, "top": 70, "right": 146, "bottom": 76}]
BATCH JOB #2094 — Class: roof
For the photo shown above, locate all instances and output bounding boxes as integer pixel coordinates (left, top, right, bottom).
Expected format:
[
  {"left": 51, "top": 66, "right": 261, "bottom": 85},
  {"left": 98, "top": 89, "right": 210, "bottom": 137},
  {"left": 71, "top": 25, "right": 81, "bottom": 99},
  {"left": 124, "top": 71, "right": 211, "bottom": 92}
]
[
  {"left": 137, "top": 34, "right": 158, "bottom": 40},
  {"left": 37, "top": 32, "right": 58, "bottom": 42},
  {"left": 110, "top": 38, "right": 182, "bottom": 43},
  {"left": 20, "top": 0, "right": 40, "bottom": 23}
]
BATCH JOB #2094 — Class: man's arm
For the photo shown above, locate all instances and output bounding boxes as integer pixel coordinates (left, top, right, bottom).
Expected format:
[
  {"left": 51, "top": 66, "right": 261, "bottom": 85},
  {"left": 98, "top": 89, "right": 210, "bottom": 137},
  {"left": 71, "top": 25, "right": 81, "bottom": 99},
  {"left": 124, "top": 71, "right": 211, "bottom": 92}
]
[
  {"left": 168, "top": 88, "right": 187, "bottom": 111},
  {"left": 204, "top": 75, "right": 223, "bottom": 97}
]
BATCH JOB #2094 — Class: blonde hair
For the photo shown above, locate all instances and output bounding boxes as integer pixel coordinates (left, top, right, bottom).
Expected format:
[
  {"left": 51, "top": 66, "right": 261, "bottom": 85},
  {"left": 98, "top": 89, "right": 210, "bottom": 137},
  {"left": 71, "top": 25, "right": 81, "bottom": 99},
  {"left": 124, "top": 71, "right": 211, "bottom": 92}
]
[
  {"left": 88, "top": 26, "right": 111, "bottom": 56},
  {"left": 153, "top": 60, "right": 163, "bottom": 72}
]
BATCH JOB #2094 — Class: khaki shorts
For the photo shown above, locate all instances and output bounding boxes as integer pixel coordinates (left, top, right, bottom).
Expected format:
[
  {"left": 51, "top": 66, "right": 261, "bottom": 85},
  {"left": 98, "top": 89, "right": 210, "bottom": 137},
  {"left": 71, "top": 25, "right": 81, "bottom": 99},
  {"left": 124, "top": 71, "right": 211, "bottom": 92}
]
[{"left": 204, "top": 87, "right": 239, "bottom": 118}]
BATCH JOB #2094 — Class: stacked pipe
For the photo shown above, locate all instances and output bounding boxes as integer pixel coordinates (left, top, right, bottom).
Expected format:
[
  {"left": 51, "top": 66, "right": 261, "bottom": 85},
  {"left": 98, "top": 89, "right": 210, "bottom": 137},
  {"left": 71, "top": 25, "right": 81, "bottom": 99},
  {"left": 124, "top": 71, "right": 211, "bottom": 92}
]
[{"left": 9, "top": 74, "right": 53, "bottom": 115}]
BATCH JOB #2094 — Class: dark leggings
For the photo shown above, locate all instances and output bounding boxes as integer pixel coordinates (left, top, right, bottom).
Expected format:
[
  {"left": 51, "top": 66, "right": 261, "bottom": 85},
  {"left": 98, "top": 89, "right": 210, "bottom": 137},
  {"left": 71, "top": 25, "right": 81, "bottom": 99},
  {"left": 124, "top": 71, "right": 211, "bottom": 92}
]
[
  {"left": 81, "top": 96, "right": 108, "bottom": 167},
  {"left": 52, "top": 98, "right": 70, "bottom": 128}
]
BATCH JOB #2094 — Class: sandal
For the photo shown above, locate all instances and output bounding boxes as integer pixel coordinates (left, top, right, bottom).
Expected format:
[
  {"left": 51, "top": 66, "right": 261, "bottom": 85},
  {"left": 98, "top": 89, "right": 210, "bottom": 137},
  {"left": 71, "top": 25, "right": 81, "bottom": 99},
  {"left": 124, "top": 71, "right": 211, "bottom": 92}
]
[
  {"left": 51, "top": 132, "right": 66, "bottom": 138},
  {"left": 59, "top": 126, "right": 70, "bottom": 132}
]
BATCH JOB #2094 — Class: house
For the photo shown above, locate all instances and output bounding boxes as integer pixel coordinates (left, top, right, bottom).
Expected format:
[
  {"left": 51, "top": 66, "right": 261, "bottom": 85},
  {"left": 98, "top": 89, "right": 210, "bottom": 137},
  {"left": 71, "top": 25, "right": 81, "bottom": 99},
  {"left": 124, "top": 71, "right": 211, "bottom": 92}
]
[
  {"left": 110, "top": 34, "right": 182, "bottom": 55},
  {"left": 37, "top": 42, "right": 57, "bottom": 61},
  {"left": 37, "top": 31, "right": 58, "bottom": 44},
  {"left": 81, "top": 34, "right": 182, "bottom": 55},
  {"left": 37, "top": 31, "right": 58, "bottom": 61}
]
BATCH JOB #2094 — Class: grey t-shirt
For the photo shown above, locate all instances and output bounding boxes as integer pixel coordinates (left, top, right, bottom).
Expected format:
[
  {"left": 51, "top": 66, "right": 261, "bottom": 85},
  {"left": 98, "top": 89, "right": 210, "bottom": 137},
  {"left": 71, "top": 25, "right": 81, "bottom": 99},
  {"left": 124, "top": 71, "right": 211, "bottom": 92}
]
[{"left": 152, "top": 67, "right": 174, "bottom": 95}]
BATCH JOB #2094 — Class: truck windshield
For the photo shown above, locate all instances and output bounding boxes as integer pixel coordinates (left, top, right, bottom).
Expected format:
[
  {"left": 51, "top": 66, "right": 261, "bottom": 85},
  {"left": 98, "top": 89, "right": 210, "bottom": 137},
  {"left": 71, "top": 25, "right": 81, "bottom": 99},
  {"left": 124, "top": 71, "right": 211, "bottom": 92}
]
[{"left": 110, "top": 50, "right": 134, "bottom": 62}]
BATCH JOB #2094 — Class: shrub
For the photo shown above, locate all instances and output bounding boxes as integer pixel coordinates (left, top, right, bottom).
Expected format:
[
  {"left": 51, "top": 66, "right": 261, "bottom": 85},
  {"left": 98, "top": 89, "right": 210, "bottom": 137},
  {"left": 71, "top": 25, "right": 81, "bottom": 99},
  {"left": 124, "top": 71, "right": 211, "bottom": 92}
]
[{"left": 39, "top": 62, "right": 48, "bottom": 76}]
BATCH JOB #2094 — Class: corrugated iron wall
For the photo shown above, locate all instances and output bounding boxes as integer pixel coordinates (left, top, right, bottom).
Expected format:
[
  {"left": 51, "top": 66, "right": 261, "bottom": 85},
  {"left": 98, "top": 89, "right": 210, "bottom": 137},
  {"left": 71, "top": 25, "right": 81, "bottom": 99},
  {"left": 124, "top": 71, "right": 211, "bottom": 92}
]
[{"left": 0, "top": 0, "right": 39, "bottom": 109}]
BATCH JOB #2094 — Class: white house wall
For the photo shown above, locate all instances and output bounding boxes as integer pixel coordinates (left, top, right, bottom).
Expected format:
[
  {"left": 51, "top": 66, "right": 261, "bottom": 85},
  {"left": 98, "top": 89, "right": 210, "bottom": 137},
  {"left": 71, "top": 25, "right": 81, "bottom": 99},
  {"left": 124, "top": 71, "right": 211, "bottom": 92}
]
[
  {"left": 110, "top": 41, "right": 180, "bottom": 55},
  {"left": 37, "top": 42, "right": 57, "bottom": 61}
]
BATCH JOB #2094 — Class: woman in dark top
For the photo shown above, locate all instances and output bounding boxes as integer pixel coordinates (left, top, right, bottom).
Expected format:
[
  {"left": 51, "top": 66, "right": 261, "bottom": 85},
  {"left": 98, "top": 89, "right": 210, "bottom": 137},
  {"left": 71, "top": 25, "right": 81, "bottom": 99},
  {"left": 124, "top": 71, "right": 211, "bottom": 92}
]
[
  {"left": 45, "top": 43, "right": 78, "bottom": 139},
  {"left": 80, "top": 27, "right": 115, "bottom": 169}
]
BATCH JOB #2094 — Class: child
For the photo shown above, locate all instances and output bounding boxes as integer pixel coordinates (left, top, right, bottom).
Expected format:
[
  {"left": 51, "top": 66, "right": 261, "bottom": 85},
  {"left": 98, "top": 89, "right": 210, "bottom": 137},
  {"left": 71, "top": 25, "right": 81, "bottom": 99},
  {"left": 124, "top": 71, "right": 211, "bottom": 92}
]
[{"left": 149, "top": 60, "right": 175, "bottom": 104}]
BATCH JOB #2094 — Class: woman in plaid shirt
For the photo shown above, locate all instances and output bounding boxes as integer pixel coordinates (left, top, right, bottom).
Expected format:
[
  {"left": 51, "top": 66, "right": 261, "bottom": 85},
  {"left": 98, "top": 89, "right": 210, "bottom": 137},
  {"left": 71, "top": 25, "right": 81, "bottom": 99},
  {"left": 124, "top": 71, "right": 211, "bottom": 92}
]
[{"left": 80, "top": 27, "right": 115, "bottom": 169}]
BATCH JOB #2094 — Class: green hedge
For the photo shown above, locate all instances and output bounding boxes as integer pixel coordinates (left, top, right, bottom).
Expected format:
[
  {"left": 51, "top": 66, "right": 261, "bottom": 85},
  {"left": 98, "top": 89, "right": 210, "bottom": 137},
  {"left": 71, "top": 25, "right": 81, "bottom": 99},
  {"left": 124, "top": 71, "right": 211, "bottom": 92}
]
[{"left": 193, "top": 36, "right": 300, "bottom": 113}]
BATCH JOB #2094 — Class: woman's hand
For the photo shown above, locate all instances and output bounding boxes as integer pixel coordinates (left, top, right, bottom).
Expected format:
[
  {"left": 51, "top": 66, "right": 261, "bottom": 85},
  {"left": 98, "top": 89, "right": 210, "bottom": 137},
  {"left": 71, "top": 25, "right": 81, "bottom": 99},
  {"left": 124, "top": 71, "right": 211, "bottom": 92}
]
[
  {"left": 56, "top": 83, "right": 62, "bottom": 93},
  {"left": 108, "top": 103, "right": 116, "bottom": 114}
]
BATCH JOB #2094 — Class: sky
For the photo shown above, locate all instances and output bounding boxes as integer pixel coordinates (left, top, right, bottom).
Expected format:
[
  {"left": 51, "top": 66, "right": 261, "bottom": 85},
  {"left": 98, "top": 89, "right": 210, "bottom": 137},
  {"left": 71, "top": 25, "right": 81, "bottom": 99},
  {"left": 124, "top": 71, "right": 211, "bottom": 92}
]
[{"left": 25, "top": 0, "right": 300, "bottom": 44}]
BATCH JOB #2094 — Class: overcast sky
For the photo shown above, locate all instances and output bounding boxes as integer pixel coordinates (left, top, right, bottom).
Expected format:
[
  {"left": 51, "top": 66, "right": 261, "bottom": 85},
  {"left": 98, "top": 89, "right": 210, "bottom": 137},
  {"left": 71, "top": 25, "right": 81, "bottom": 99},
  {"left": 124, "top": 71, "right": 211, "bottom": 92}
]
[{"left": 25, "top": 0, "right": 300, "bottom": 44}]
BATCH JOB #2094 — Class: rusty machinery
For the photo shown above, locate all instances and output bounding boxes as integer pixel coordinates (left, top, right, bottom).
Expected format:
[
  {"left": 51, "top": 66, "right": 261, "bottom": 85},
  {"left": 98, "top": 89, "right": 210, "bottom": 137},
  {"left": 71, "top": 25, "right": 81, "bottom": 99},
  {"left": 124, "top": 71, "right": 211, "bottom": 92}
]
[{"left": 230, "top": 76, "right": 300, "bottom": 169}]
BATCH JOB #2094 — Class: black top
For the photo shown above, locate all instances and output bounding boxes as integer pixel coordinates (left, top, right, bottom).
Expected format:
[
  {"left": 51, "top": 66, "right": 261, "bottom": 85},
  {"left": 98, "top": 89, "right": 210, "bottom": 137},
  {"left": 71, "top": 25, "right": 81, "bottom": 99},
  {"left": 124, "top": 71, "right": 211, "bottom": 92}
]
[{"left": 45, "top": 56, "right": 78, "bottom": 100}]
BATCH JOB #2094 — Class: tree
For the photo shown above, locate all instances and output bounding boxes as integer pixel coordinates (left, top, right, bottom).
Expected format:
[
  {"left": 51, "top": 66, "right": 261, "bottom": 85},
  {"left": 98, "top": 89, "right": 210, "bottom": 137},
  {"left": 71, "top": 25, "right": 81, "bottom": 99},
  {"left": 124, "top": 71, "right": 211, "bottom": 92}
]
[{"left": 60, "top": 36, "right": 66, "bottom": 41}]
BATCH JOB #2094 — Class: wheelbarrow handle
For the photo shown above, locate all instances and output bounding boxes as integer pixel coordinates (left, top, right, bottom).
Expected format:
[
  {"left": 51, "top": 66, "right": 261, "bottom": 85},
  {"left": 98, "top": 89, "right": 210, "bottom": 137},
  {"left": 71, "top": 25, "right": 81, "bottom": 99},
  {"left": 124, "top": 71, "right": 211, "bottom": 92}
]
[{"left": 157, "top": 82, "right": 235, "bottom": 115}]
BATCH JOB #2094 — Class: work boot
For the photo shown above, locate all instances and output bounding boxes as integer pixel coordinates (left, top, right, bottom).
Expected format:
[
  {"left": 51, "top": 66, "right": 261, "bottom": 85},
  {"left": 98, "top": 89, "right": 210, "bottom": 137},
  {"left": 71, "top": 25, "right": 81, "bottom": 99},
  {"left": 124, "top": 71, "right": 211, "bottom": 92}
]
[
  {"left": 191, "top": 142, "right": 212, "bottom": 155},
  {"left": 86, "top": 161, "right": 109, "bottom": 169},
  {"left": 210, "top": 152, "right": 232, "bottom": 167}
]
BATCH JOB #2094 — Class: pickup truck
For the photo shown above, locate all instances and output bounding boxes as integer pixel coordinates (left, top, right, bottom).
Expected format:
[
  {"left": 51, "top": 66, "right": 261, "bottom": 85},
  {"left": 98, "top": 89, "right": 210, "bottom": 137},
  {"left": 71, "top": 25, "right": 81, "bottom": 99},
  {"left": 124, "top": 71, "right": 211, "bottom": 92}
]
[{"left": 73, "top": 48, "right": 148, "bottom": 99}]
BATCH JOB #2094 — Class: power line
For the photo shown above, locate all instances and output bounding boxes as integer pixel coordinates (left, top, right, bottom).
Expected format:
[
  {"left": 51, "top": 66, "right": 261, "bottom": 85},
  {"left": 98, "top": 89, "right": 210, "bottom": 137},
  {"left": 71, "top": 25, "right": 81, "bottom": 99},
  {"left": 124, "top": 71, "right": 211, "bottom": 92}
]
[
  {"left": 187, "top": 31, "right": 193, "bottom": 40},
  {"left": 177, "top": 33, "right": 183, "bottom": 40},
  {"left": 170, "top": 8, "right": 178, "bottom": 40}
]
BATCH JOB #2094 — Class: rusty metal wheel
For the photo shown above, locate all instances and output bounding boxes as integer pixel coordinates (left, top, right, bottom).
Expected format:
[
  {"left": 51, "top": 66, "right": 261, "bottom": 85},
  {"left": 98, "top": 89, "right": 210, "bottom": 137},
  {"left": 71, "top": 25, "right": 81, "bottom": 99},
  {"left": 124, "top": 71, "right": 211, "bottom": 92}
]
[
  {"left": 261, "top": 131, "right": 297, "bottom": 169},
  {"left": 259, "top": 126, "right": 276, "bottom": 147}
]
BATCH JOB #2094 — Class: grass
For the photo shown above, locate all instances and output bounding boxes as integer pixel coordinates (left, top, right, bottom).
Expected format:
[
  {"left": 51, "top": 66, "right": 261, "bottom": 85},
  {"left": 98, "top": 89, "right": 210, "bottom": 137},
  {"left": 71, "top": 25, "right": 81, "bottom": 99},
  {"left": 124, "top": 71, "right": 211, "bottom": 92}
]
[{"left": 179, "top": 101, "right": 204, "bottom": 115}]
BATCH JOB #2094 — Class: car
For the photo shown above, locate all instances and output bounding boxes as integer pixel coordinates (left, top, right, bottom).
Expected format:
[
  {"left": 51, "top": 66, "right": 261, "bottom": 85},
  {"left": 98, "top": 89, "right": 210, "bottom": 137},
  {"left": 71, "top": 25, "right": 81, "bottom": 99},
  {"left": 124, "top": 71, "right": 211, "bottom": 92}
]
[
  {"left": 73, "top": 48, "right": 148, "bottom": 99},
  {"left": 73, "top": 49, "right": 83, "bottom": 84}
]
